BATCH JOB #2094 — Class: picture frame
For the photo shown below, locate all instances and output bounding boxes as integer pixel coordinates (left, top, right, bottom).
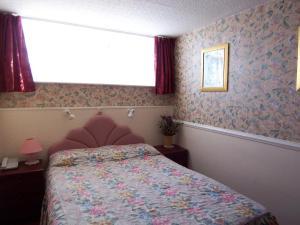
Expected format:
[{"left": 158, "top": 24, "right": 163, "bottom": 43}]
[
  {"left": 297, "top": 27, "right": 300, "bottom": 91},
  {"left": 200, "top": 43, "right": 229, "bottom": 92}
]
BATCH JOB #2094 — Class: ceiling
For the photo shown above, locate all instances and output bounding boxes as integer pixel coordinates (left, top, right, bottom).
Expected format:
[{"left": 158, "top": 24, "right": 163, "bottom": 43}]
[{"left": 0, "top": 0, "right": 269, "bottom": 37}]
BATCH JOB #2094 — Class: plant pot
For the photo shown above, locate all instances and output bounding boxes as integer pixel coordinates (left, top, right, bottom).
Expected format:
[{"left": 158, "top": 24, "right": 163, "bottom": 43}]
[{"left": 163, "top": 135, "right": 174, "bottom": 148}]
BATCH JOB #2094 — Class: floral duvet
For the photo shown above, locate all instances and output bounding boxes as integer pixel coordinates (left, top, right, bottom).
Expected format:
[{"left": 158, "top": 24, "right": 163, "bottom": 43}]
[{"left": 42, "top": 144, "right": 278, "bottom": 225}]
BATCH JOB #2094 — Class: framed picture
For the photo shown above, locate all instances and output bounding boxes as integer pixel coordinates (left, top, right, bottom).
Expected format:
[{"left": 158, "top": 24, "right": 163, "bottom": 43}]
[
  {"left": 297, "top": 27, "right": 300, "bottom": 91},
  {"left": 200, "top": 43, "right": 229, "bottom": 92}
]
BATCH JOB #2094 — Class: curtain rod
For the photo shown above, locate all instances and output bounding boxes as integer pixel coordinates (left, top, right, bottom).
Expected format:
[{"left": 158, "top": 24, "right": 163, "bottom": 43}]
[
  {"left": 22, "top": 16, "right": 156, "bottom": 38},
  {"left": 0, "top": 10, "right": 19, "bottom": 16},
  {"left": 1, "top": 11, "right": 174, "bottom": 38}
]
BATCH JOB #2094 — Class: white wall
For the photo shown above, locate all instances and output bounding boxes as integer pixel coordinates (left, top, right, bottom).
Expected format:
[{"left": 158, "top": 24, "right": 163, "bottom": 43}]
[
  {"left": 0, "top": 106, "right": 173, "bottom": 158},
  {"left": 176, "top": 123, "right": 300, "bottom": 225}
]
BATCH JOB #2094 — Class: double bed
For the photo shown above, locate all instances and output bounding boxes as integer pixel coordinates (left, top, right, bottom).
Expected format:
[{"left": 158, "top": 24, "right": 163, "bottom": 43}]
[{"left": 42, "top": 114, "right": 278, "bottom": 225}]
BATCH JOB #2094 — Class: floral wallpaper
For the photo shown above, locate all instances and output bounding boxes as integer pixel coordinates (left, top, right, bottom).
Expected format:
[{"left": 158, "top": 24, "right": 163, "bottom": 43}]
[
  {"left": 174, "top": 0, "right": 300, "bottom": 142},
  {"left": 0, "top": 83, "right": 174, "bottom": 107},
  {"left": 1, "top": 0, "right": 299, "bottom": 143}
]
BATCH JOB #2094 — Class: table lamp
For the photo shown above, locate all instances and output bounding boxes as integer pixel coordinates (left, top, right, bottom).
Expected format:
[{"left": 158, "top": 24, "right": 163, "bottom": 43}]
[{"left": 20, "top": 138, "right": 42, "bottom": 165}]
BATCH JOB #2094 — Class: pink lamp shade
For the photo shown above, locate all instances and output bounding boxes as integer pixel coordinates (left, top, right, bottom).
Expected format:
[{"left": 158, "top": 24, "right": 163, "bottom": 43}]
[{"left": 20, "top": 138, "right": 43, "bottom": 155}]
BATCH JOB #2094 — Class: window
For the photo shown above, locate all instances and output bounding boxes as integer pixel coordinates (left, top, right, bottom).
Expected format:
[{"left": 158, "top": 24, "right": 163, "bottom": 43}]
[{"left": 22, "top": 19, "right": 155, "bottom": 86}]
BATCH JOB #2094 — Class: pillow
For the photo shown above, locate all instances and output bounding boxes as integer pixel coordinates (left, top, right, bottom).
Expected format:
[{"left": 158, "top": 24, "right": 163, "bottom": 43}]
[{"left": 49, "top": 144, "right": 160, "bottom": 167}]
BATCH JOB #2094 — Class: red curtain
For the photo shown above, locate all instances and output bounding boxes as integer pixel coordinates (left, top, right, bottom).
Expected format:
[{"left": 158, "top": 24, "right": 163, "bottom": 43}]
[
  {"left": 154, "top": 36, "right": 175, "bottom": 95},
  {"left": 0, "top": 13, "right": 35, "bottom": 92}
]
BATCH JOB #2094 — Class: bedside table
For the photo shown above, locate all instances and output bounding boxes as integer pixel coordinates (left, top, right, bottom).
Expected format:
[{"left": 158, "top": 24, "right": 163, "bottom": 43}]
[
  {"left": 154, "top": 145, "right": 189, "bottom": 168},
  {"left": 0, "top": 161, "right": 45, "bottom": 225}
]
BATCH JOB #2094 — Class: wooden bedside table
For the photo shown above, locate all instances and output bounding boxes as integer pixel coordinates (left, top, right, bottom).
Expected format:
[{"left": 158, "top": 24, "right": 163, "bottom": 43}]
[
  {"left": 154, "top": 145, "right": 189, "bottom": 168},
  {"left": 0, "top": 161, "right": 45, "bottom": 225}
]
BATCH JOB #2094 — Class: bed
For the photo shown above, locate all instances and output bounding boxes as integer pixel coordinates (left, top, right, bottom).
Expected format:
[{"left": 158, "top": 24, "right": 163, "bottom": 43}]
[{"left": 42, "top": 114, "right": 279, "bottom": 225}]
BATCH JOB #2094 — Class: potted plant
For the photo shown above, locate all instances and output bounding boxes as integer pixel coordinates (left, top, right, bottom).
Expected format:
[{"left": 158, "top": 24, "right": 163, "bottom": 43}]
[{"left": 159, "top": 115, "right": 181, "bottom": 148}]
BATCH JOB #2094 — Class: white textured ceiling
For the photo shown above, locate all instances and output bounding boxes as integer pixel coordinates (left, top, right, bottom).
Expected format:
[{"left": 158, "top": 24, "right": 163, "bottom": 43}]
[{"left": 0, "top": 0, "right": 269, "bottom": 36}]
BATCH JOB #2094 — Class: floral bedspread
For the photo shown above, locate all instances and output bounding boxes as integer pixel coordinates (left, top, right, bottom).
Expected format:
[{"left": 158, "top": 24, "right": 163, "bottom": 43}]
[{"left": 43, "top": 144, "right": 277, "bottom": 225}]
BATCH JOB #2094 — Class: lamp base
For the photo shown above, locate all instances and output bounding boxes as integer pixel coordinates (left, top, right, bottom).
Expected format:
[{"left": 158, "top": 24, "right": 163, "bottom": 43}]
[{"left": 24, "top": 159, "right": 40, "bottom": 166}]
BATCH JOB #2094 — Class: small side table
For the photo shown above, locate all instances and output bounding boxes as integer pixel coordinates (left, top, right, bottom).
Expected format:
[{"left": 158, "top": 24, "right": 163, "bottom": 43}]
[
  {"left": 0, "top": 160, "right": 45, "bottom": 225},
  {"left": 154, "top": 145, "right": 189, "bottom": 168}
]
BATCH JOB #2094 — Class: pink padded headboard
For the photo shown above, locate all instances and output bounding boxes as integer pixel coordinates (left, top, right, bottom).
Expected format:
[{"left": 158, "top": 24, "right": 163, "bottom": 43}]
[{"left": 48, "top": 114, "right": 145, "bottom": 155}]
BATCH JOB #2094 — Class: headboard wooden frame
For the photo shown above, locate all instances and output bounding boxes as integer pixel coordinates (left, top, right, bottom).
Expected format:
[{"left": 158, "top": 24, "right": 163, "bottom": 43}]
[{"left": 48, "top": 114, "right": 145, "bottom": 155}]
